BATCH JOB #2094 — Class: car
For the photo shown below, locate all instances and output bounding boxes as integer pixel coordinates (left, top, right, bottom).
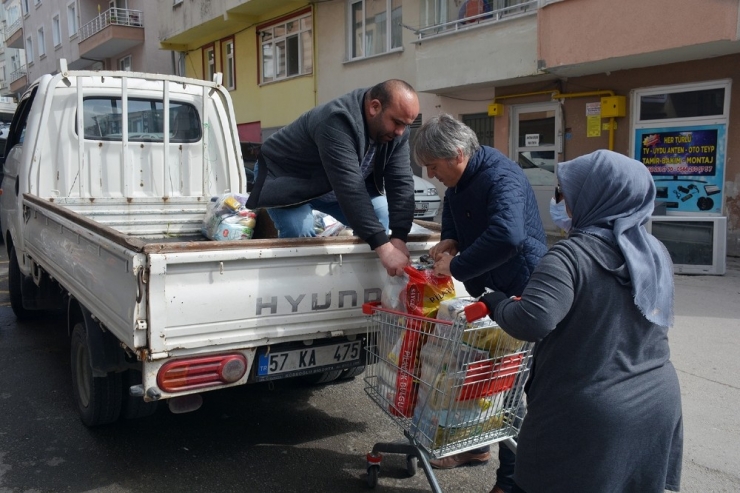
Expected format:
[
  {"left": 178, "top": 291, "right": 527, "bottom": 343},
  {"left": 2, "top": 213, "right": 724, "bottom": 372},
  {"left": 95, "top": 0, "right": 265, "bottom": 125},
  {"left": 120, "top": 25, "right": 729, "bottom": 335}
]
[{"left": 413, "top": 175, "right": 441, "bottom": 221}]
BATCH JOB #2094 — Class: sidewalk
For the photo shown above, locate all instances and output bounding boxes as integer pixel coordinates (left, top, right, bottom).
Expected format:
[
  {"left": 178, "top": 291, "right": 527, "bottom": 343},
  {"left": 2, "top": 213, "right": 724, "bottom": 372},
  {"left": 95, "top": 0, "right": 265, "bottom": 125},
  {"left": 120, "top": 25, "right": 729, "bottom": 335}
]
[{"left": 670, "top": 255, "right": 740, "bottom": 492}]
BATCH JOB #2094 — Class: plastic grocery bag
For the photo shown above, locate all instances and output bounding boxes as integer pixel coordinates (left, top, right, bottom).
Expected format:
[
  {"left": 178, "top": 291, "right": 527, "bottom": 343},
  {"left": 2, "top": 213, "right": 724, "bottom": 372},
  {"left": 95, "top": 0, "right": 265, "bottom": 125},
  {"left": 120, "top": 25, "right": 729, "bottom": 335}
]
[
  {"left": 380, "top": 257, "right": 456, "bottom": 318},
  {"left": 201, "top": 193, "right": 257, "bottom": 241}
]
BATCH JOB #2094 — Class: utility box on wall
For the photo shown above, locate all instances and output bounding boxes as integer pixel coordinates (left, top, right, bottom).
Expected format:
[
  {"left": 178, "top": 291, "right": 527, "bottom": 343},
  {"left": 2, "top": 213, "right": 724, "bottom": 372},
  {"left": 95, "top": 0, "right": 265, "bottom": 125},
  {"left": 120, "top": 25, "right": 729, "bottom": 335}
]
[
  {"left": 488, "top": 103, "right": 504, "bottom": 117},
  {"left": 601, "top": 96, "right": 626, "bottom": 118}
]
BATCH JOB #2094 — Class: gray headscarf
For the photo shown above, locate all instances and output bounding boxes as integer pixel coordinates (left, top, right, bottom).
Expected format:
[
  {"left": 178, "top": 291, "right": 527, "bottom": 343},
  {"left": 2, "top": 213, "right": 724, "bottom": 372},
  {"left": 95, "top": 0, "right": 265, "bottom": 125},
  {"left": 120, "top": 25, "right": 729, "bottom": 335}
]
[{"left": 558, "top": 149, "right": 674, "bottom": 327}]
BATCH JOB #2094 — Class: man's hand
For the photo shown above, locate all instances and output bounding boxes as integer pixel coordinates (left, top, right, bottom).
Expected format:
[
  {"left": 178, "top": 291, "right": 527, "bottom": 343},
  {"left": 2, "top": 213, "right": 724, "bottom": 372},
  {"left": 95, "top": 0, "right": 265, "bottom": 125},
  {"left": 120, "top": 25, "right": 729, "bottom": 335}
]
[
  {"left": 432, "top": 252, "right": 453, "bottom": 277},
  {"left": 390, "top": 237, "right": 410, "bottom": 258},
  {"left": 430, "top": 239, "right": 458, "bottom": 260},
  {"left": 376, "top": 241, "right": 410, "bottom": 277}
]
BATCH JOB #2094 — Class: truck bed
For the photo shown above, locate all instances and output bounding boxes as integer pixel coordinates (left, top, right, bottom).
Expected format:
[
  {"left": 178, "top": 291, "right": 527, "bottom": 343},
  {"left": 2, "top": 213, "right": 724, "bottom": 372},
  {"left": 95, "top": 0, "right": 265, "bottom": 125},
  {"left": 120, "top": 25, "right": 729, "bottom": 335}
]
[{"left": 22, "top": 194, "right": 445, "bottom": 361}]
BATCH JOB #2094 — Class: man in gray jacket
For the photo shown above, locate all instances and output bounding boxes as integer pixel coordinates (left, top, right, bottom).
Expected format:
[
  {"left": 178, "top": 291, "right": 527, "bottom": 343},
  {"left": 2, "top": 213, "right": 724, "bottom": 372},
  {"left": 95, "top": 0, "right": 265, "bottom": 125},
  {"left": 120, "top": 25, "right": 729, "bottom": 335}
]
[{"left": 246, "top": 80, "right": 419, "bottom": 277}]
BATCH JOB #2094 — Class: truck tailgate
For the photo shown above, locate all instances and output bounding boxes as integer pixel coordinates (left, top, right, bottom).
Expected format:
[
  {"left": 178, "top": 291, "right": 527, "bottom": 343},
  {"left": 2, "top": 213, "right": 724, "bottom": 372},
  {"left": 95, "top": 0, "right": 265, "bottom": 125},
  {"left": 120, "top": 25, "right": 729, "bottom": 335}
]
[{"left": 145, "top": 240, "right": 439, "bottom": 357}]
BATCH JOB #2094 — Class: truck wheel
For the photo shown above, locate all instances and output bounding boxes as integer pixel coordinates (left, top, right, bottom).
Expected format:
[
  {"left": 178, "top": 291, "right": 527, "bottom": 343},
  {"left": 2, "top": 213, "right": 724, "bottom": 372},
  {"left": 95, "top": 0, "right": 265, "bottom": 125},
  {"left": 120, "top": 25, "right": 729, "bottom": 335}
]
[
  {"left": 300, "top": 369, "right": 343, "bottom": 385},
  {"left": 8, "top": 247, "right": 36, "bottom": 320},
  {"left": 70, "top": 322, "right": 122, "bottom": 427},
  {"left": 339, "top": 365, "right": 365, "bottom": 380},
  {"left": 121, "top": 369, "right": 159, "bottom": 420}
]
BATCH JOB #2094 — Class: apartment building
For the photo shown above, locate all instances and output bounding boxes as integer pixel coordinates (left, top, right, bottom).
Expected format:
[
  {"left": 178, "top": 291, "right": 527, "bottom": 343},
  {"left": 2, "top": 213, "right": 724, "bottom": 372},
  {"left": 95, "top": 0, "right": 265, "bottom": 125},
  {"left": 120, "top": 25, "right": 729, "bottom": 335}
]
[
  {"left": 1, "top": 0, "right": 174, "bottom": 99},
  {"left": 163, "top": 0, "right": 740, "bottom": 258}
]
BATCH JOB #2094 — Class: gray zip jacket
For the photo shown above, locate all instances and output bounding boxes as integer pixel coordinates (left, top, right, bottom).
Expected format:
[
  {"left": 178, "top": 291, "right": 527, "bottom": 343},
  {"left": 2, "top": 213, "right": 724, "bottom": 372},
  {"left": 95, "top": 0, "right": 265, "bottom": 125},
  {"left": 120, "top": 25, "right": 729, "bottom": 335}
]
[{"left": 245, "top": 88, "right": 415, "bottom": 249}]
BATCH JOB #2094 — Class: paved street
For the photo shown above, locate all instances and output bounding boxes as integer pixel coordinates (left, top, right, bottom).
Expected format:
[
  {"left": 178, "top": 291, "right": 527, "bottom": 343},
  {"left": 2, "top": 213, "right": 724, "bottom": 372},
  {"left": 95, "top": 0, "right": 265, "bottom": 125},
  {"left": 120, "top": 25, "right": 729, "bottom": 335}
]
[{"left": 0, "top": 244, "right": 738, "bottom": 492}]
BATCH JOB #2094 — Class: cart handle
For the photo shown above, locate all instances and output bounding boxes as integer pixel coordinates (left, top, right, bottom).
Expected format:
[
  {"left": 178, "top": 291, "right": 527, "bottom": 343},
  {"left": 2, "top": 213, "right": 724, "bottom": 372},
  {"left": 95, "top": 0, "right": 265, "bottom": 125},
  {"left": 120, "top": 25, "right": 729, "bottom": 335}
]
[
  {"left": 362, "top": 301, "right": 381, "bottom": 315},
  {"left": 464, "top": 301, "right": 489, "bottom": 322}
]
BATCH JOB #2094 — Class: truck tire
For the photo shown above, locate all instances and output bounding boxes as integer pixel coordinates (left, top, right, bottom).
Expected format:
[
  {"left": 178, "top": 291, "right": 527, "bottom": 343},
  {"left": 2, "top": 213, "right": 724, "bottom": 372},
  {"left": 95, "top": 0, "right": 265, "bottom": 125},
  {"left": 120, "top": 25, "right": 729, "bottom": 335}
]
[
  {"left": 8, "top": 246, "right": 36, "bottom": 320},
  {"left": 121, "top": 370, "right": 159, "bottom": 420},
  {"left": 70, "top": 322, "right": 122, "bottom": 427},
  {"left": 339, "top": 365, "right": 365, "bottom": 379},
  {"left": 300, "top": 369, "right": 343, "bottom": 385}
]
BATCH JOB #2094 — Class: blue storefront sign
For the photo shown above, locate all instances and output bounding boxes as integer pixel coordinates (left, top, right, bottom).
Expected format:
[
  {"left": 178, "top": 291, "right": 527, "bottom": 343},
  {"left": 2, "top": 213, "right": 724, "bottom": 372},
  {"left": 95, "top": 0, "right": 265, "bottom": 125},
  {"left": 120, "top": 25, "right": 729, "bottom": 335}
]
[{"left": 634, "top": 124, "right": 726, "bottom": 214}]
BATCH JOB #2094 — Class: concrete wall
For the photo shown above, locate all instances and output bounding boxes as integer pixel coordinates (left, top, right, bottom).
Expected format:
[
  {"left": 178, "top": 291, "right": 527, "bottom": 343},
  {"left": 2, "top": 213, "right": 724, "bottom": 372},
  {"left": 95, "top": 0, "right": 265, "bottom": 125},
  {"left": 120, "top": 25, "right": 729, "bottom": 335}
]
[{"left": 539, "top": 0, "right": 740, "bottom": 69}]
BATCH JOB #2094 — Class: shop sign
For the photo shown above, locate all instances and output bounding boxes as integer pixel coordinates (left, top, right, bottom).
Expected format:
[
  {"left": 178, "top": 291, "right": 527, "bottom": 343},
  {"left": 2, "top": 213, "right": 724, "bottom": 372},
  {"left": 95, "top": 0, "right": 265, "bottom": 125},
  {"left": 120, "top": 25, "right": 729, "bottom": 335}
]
[{"left": 634, "top": 125, "right": 725, "bottom": 214}]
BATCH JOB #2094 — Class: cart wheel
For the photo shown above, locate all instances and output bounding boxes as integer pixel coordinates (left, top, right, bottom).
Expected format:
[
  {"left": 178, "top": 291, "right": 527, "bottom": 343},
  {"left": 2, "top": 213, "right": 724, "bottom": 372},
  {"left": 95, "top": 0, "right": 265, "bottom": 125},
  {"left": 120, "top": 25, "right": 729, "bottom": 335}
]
[
  {"left": 366, "top": 465, "right": 380, "bottom": 489},
  {"left": 406, "top": 455, "right": 418, "bottom": 477}
]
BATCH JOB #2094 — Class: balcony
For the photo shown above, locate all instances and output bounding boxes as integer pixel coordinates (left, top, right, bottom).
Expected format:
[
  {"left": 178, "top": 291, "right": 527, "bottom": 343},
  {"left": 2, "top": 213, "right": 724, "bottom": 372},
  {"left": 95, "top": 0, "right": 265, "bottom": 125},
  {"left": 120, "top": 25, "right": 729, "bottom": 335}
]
[
  {"left": 78, "top": 8, "right": 144, "bottom": 60},
  {"left": 415, "top": 0, "right": 537, "bottom": 40},
  {"left": 9, "top": 65, "right": 27, "bottom": 94},
  {"left": 538, "top": 0, "right": 740, "bottom": 77},
  {"left": 4, "top": 17, "right": 23, "bottom": 49},
  {"left": 413, "top": 0, "right": 543, "bottom": 93}
]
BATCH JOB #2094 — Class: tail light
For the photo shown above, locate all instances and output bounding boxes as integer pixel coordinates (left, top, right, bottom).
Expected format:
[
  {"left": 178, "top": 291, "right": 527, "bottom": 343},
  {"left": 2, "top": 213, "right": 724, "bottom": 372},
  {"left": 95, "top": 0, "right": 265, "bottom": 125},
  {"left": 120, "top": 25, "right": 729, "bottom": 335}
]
[{"left": 157, "top": 354, "right": 247, "bottom": 393}]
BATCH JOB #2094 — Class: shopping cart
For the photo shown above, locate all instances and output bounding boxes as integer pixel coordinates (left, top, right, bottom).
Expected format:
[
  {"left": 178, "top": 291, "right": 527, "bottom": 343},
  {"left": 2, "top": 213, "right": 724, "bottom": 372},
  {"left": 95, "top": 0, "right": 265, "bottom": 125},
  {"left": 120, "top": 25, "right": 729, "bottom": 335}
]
[{"left": 361, "top": 300, "right": 533, "bottom": 492}]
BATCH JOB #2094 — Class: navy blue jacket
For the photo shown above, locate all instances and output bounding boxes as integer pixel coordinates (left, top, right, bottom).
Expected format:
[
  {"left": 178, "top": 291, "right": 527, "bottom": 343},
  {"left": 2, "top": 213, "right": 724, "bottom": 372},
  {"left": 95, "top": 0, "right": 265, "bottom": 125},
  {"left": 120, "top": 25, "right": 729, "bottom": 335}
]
[{"left": 443, "top": 146, "right": 547, "bottom": 297}]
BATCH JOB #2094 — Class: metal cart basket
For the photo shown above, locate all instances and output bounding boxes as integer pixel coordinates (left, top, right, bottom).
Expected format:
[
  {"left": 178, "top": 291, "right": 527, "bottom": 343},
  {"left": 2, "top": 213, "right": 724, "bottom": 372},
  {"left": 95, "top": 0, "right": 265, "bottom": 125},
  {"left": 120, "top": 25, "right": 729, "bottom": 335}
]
[{"left": 361, "top": 300, "right": 533, "bottom": 492}]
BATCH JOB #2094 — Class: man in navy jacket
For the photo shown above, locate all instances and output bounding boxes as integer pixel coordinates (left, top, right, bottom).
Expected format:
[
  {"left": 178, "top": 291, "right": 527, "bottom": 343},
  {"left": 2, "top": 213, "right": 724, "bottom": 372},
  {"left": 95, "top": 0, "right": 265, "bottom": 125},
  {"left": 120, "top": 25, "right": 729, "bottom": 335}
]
[{"left": 412, "top": 114, "right": 547, "bottom": 493}]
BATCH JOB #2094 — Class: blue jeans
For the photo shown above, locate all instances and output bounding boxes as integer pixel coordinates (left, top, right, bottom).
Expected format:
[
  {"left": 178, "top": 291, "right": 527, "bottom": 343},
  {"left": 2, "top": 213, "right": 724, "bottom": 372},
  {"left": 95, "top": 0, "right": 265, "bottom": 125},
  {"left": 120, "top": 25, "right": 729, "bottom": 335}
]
[{"left": 267, "top": 195, "right": 389, "bottom": 238}]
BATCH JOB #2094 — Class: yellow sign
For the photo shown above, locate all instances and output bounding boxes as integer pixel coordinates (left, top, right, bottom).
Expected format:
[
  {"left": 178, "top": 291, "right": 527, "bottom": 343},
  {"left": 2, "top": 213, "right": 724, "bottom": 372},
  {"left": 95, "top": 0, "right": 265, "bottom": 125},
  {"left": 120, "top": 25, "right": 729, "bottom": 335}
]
[{"left": 587, "top": 115, "right": 601, "bottom": 137}]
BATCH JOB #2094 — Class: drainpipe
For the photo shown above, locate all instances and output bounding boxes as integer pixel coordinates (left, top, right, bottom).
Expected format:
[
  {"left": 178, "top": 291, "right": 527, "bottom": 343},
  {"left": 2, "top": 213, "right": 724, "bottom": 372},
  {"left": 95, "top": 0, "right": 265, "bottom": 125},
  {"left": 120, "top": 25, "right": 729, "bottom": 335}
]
[{"left": 552, "top": 90, "right": 616, "bottom": 151}]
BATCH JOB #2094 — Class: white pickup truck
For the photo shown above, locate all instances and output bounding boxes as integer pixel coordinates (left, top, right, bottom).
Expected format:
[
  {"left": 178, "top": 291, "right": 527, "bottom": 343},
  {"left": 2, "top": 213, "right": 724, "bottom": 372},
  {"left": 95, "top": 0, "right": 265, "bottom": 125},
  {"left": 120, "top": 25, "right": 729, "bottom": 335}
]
[{"left": 0, "top": 62, "right": 449, "bottom": 426}]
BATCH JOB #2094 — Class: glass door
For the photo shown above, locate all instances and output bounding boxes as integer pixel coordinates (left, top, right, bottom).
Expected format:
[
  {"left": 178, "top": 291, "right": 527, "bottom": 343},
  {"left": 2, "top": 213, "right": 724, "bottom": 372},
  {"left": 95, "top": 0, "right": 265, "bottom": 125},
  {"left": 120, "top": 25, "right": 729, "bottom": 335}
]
[{"left": 511, "top": 102, "right": 562, "bottom": 231}]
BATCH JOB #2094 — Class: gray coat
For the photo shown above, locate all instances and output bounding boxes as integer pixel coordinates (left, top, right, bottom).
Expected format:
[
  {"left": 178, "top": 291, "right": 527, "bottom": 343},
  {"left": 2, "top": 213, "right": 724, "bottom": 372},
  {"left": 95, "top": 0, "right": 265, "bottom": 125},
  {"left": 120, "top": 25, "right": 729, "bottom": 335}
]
[
  {"left": 494, "top": 232, "right": 683, "bottom": 492},
  {"left": 245, "top": 88, "right": 415, "bottom": 249}
]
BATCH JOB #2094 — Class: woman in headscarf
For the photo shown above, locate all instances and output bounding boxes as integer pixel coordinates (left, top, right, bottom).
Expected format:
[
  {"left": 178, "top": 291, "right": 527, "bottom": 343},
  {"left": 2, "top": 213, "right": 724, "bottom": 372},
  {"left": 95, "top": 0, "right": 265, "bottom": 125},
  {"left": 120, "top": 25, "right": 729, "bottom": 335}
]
[{"left": 481, "top": 150, "right": 683, "bottom": 493}]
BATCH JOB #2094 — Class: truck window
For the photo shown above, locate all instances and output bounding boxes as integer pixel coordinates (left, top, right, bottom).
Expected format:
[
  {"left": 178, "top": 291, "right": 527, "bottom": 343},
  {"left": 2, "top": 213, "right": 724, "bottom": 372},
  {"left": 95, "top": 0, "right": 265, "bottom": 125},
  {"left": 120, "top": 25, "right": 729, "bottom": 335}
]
[{"left": 82, "top": 98, "right": 202, "bottom": 143}]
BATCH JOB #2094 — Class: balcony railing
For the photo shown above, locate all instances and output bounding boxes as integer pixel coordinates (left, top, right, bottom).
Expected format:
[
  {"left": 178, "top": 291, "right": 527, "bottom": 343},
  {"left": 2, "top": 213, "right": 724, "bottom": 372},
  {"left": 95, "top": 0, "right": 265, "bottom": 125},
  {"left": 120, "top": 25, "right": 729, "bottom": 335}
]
[
  {"left": 79, "top": 8, "right": 143, "bottom": 42},
  {"left": 0, "top": 80, "right": 8, "bottom": 90},
  {"left": 416, "top": 0, "right": 537, "bottom": 40},
  {"left": 4, "top": 17, "right": 22, "bottom": 42},
  {"left": 10, "top": 65, "right": 27, "bottom": 84}
]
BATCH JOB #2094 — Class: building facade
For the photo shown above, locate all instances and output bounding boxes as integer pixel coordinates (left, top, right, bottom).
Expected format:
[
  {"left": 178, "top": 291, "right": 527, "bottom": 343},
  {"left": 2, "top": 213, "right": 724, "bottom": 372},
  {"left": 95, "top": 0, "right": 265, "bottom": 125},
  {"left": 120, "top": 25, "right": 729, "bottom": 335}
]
[
  {"left": 161, "top": 0, "right": 740, "bottom": 256},
  {"left": 0, "top": 0, "right": 174, "bottom": 99}
]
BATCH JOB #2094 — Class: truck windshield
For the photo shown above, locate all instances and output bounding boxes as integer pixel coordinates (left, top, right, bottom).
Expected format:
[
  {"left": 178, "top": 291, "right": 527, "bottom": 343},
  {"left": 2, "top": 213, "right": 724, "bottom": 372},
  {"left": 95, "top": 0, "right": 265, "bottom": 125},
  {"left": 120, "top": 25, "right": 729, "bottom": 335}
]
[{"left": 82, "top": 98, "right": 202, "bottom": 143}]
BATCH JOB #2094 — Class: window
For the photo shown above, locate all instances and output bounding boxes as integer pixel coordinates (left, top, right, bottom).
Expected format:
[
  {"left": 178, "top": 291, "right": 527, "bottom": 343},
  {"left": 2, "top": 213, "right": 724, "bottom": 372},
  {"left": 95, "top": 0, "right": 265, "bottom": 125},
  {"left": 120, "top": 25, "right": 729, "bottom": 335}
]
[
  {"left": 222, "top": 38, "right": 235, "bottom": 90},
  {"left": 52, "top": 15, "right": 61, "bottom": 47},
  {"left": 21, "top": 0, "right": 29, "bottom": 16},
  {"left": 173, "top": 0, "right": 183, "bottom": 5},
  {"left": 25, "top": 37, "right": 34, "bottom": 64},
  {"left": 203, "top": 45, "right": 215, "bottom": 82},
  {"left": 348, "top": 0, "right": 402, "bottom": 60},
  {"left": 119, "top": 55, "right": 132, "bottom": 71},
  {"left": 37, "top": 27, "right": 46, "bottom": 57},
  {"left": 67, "top": 2, "right": 78, "bottom": 37},
  {"left": 258, "top": 11, "right": 313, "bottom": 84},
  {"left": 82, "top": 98, "right": 202, "bottom": 144},
  {"left": 34, "top": 0, "right": 41, "bottom": 6}
]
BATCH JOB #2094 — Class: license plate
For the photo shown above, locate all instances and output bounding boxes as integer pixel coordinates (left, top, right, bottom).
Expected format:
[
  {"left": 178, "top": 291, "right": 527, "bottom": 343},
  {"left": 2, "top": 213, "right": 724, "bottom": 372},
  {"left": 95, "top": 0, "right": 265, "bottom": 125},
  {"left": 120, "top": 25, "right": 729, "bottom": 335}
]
[
  {"left": 256, "top": 340, "right": 362, "bottom": 381},
  {"left": 415, "top": 202, "right": 429, "bottom": 212}
]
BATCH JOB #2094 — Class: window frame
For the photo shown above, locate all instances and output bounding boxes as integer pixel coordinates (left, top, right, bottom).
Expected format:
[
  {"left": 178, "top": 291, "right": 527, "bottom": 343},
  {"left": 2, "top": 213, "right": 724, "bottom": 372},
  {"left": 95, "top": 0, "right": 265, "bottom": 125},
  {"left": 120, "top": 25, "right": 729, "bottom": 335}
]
[
  {"left": 222, "top": 37, "right": 235, "bottom": 91},
  {"left": 257, "top": 9, "right": 313, "bottom": 85},
  {"left": 203, "top": 44, "right": 216, "bottom": 83},
  {"left": 37, "top": 26, "right": 46, "bottom": 58},
  {"left": 67, "top": 1, "right": 78, "bottom": 37},
  {"left": 25, "top": 36, "right": 34, "bottom": 65},
  {"left": 21, "top": 0, "right": 30, "bottom": 16},
  {"left": 52, "top": 14, "right": 61, "bottom": 47},
  {"left": 119, "top": 55, "right": 132, "bottom": 71},
  {"left": 347, "top": 0, "right": 403, "bottom": 61}
]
